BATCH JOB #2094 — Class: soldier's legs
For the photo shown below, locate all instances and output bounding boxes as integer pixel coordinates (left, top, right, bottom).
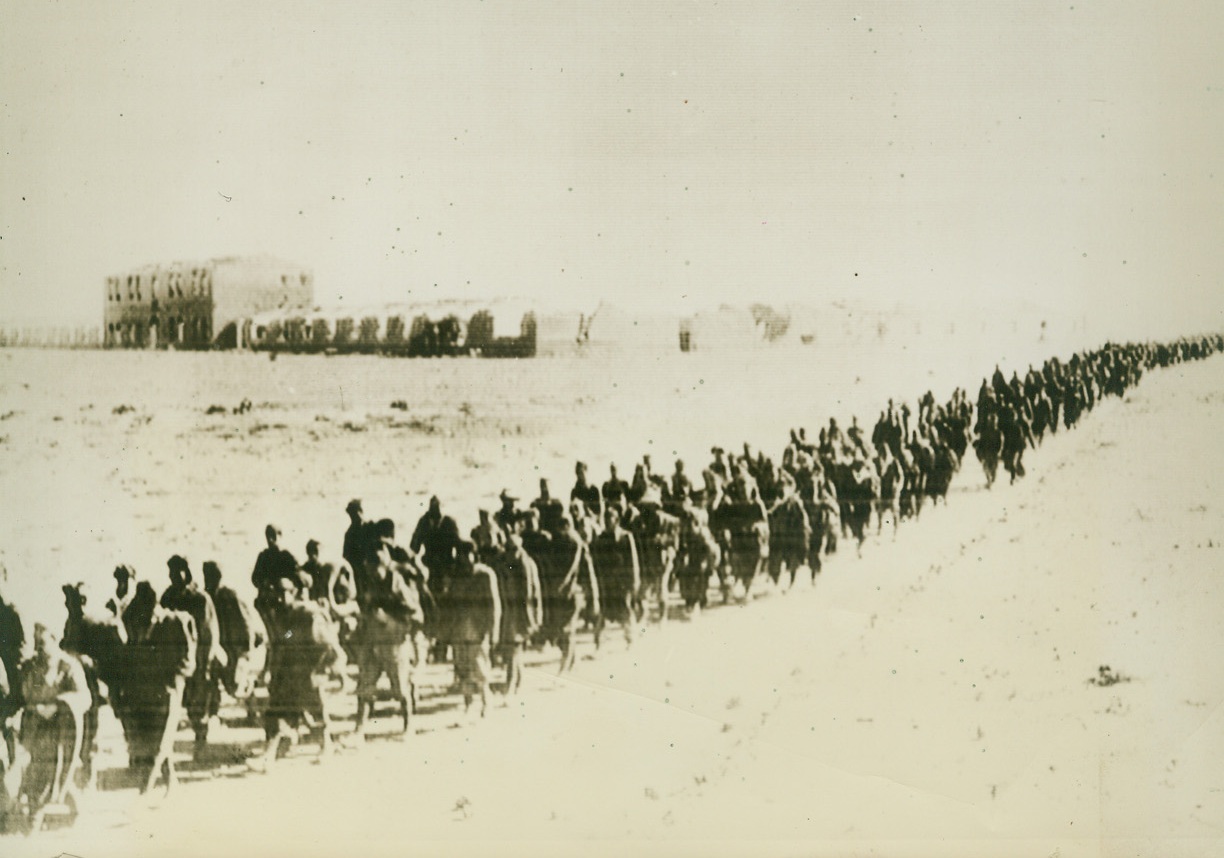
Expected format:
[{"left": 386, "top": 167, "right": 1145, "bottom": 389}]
[
  {"left": 808, "top": 532, "right": 823, "bottom": 580},
  {"left": 388, "top": 642, "right": 413, "bottom": 733},
  {"left": 454, "top": 641, "right": 490, "bottom": 716},
  {"left": 146, "top": 683, "right": 183, "bottom": 793},
  {"left": 658, "top": 557, "right": 674, "bottom": 622},
  {"left": 354, "top": 649, "right": 383, "bottom": 735},
  {"left": 788, "top": 549, "right": 803, "bottom": 587},
  {"left": 766, "top": 550, "right": 782, "bottom": 585},
  {"left": 300, "top": 686, "right": 331, "bottom": 754},
  {"left": 592, "top": 613, "right": 606, "bottom": 651},
  {"left": 475, "top": 641, "right": 491, "bottom": 716},
  {"left": 558, "top": 631, "right": 576, "bottom": 673},
  {"left": 191, "top": 673, "right": 223, "bottom": 756},
  {"left": 503, "top": 642, "right": 524, "bottom": 694}
]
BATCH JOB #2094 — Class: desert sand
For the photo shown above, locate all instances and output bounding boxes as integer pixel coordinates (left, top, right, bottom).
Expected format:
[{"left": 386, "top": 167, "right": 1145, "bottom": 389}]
[{"left": 1, "top": 343, "right": 1222, "bottom": 857}]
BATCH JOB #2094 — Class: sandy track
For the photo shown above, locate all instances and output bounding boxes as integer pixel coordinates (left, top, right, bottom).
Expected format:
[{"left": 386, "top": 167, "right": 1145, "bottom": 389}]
[{"left": 7, "top": 355, "right": 1223, "bottom": 857}]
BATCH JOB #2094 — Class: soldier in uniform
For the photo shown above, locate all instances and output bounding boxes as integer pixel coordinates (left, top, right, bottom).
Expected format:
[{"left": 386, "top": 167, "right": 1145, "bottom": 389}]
[
  {"left": 493, "top": 529, "right": 542, "bottom": 696},
  {"left": 251, "top": 525, "right": 298, "bottom": 632},
  {"left": 601, "top": 464, "right": 630, "bottom": 509},
  {"left": 14, "top": 624, "right": 91, "bottom": 814},
  {"left": 676, "top": 492, "right": 720, "bottom": 615},
  {"left": 631, "top": 488, "right": 681, "bottom": 622},
  {"left": 569, "top": 461, "right": 603, "bottom": 519},
  {"left": 531, "top": 479, "right": 566, "bottom": 535},
  {"left": 300, "top": 539, "right": 335, "bottom": 604},
  {"left": 121, "top": 582, "right": 196, "bottom": 793},
  {"left": 766, "top": 476, "right": 811, "bottom": 590},
  {"left": 493, "top": 490, "right": 521, "bottom": 539},
  {"left": 260, "top": 576, "right": 345, "bottom": 765},
  {"left": 0, "top": 569, "right": 23, "bottom": 775},
  {"left": 410, "top": 497, "right": 461, "bottom": 600},
  {"left": 353, "top": 536, "right": 423, "bottom": 737},
  {"left": 470, "top": 508, "right": 506, "bottom": 566},
  {"left": 202, "top": 561, "right": 266, "bottom": 708},
  {"left": 106, "top": 565, "right": 140, "bottom": 641},
  {"left": 447, "top": 543, "right": 501, "bottom": 717},
  {"left": 548, "top": 514, "right": 599, "bottom": 673},
  {"left": 671, "top": 459, "right": 694, "bottom": 505},
  {"left": 342, "top": 499, "right": 370, "bottom": 578},
  {"left": 589, "top": 506, "right": 640, "bottom": 649},
  {"left": 874, "top": 444, "right": 904, "bottom": 539},
  {"left": 160, "top": 555, "right": 223, "bottom": 758}
]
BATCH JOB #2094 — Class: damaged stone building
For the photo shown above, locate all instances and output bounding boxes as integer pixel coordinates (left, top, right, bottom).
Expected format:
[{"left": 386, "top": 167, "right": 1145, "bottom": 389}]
[{"left": 103, "top": 255, "right": 313, "bottom": 349}]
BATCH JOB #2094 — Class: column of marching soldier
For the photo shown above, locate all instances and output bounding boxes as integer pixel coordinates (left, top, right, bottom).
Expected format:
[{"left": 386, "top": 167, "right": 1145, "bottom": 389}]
[{"left": 0, "top": 333, "right": 1219, "bottom": 831}]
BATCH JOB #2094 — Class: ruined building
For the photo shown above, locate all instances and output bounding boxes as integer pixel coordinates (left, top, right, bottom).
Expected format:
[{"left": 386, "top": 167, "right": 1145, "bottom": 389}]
[{"left": 103, "top": 255, "right": 313, "bottom": 349}]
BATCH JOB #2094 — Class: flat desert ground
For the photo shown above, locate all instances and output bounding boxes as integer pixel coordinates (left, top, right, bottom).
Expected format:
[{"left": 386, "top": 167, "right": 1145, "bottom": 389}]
[{"left": 1, "top": 339, "right": 1222, "bottom": 858}]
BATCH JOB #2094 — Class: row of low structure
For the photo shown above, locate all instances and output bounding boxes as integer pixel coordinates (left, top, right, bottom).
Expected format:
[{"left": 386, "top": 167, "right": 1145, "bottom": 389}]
[
  {"left": 244, "top": 300, "right": 539, "bottom": 357},
  {"left": 238, "top": 301, "right": 825, "bottom": 357}
]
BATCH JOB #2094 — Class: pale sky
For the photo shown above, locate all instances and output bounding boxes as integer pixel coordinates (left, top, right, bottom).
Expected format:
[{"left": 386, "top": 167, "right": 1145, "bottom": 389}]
[{"left": 2, "top": 1, "right": 1221, "bottom": 338}]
